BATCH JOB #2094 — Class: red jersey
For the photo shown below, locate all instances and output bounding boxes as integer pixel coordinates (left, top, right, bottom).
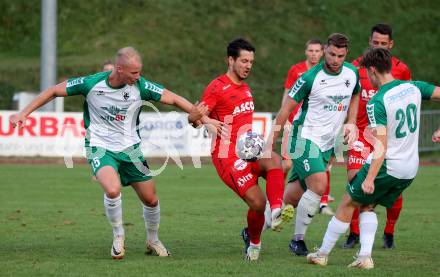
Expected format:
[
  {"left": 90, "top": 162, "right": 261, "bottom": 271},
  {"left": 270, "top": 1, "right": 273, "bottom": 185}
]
[
  {"left": 352, "top": 55, "right": 411, "bottom": 129},
  {"left": 201, "top": 74, "right": 254, "bottom": 160},
  {"left": 284, "top": 61, "right": 308, "bottom": 122}
]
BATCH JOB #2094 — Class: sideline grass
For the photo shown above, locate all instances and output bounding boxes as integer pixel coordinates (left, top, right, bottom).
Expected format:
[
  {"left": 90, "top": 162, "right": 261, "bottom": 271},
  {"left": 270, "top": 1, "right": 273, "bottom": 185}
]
[{"left": 1, "top": 163, "right": 439, "bottom": 276}]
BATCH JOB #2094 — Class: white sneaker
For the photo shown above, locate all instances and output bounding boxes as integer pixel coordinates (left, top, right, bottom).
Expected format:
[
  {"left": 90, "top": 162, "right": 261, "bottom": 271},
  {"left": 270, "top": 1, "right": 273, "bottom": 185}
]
[
  {"left": 347, "top": 255, "right": 374, "bottom": 269},
  {"left": 263, "top": 201, "right": 272, "bottom": 231},
  {"left": 319, "top": 205, "right": 334, "bottom": 216},
  {"left": 307, "top": 251, "right": 328, "bottom": 266},
  {"left": 271, "top": 204, "right": 294, "bottom": 231},
  {"left": 245, "top": 244, "right": 261, "bottom": 261},
  {"left": 111, "top": 235, "right": 125, "bottom": 259},
  {"left": 146, "top": 240, "right": 170, "bottom": 257}
]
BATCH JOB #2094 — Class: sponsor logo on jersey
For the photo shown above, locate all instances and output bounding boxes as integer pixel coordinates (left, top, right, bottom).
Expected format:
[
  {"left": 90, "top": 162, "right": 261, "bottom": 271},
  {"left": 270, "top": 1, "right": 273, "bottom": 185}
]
[
  {"left": 232, "top": 101, "right": 254, "bottom": 116},
  {"left": 361, "top": 89, "right": 376, "bottom": 100},
  {"left": 237, "top": 173, "right": 253, "bottom": 187},
  {"left": 67, "top": 77, "right": 84, "bottom": 87},
  {"left": 100, "top": 106, "right": 128, "bottom": 122},
  {"left": 234, "top": 159, "right": 247, "bottom": 171},
  {"left": 348, "top": 155, "right": 366, "bottom": 166},
  {"left": 385, "top": 86, "right": 416, "bottom": 103},
  {"left": 288, "top": 77, "right": 305, "bottom": 98},
  {"left": 324, "top": 95, "right": 350, "bottom": 112},
  {"left": 245, "top": 90, "right": 252, "bottom": 97},
  {"left": 366, "top": 104, "right": 376, "bottom": 127},
  {"left": 97, "top": 90, "right": 105, "bottom": 96},
  {"left": 145, "top": 82, "right": 164, "bottom": 95},
  {"left": 222, "top": 84, "right": 231, "bottom": 90},
  {"left": 319, "top": 79, "right": 327, "bottom": 85}
]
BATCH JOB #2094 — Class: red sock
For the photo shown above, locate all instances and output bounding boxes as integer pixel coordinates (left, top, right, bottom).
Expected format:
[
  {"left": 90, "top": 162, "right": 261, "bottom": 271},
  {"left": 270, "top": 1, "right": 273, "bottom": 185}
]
[
  {"left": 384, "top": 194, "right": 403, "bottom": 235},
  {"left": 266, "top": 168, "right": 284, "bottom": 210},
  {"left": 247, "top": 209, "right": 265, "bottom": 244},
  {"left": 320, "top": 170, "right": 331, "bottom": 205},
  {"left": 350, "top": 208, "right": 360, "bottom": 235}
]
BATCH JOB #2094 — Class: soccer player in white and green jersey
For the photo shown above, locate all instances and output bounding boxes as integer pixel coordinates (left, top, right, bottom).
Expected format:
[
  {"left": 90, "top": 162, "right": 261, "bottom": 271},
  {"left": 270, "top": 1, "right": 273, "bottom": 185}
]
[
  {"left": 10, "top": 47, "right": 207, "bottom": 259},
  {"left": 270, "top": 33, "right": 360, "bottom": 256},
  {"left": 307, "top": 48, "right": 440, "bottom": 269}
]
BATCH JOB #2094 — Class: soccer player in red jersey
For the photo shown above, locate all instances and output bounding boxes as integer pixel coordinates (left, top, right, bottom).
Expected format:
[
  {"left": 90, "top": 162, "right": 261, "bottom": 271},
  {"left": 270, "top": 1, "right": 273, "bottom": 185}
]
[
  {"left": 279, "top": 39, "right": 334, "bottom": 216},
  {"left": 200, "top": 38, "right": 293, "bottom": 261},
  {"left": 344, "top": 23, "right": 411, "bottom": 249}
]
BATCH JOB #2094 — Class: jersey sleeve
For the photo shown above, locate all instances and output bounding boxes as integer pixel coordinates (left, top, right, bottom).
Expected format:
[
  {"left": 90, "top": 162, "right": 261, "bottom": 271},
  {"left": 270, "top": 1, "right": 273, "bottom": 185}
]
[
  {"left": 201, "top": 80, "right": 220, "bottom": 112},
  {"left": 287, "top": 71, "right": 313, "bottom": 103},
  {"left": 353, "top": 68, "right": 361, "bottom": 94},
  {"left": 366, "top": 99, "right": 387, "bottom": 128},
  {"left": 138, "top": 77, "right": 164, "bottom": 102},
  {"left": 66, "top": 76, "right": 91, "bottom": 96},
  {"left": 412, "top": 81, "right": 435, "bottom": 100}
]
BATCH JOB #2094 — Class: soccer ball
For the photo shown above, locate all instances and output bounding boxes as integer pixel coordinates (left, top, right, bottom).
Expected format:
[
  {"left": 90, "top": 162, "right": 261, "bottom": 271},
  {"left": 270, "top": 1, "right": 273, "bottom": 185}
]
[{"left": 236, "top": 131, "right": 265, "bottom": 162}]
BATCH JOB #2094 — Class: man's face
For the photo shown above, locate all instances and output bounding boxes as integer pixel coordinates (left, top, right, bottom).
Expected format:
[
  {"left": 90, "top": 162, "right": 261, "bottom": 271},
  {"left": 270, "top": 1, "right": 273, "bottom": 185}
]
[
  {"left": 305, "top": 43, "right": 323, "bottom": 65},
  {"left": 324, "top": 44, "right": 348, "bottom": 73},
  {"left": 369, "top": 32, "right": 394, "bottom": 50},
  {"left": 229, "top": 50, "right": 254, "bottom": 80},
  {"left": 116, "top": 59, "right": 142, "bottom": 85},
  {"left": 366, "top": 67, "right": 380, "bottom": 87}
]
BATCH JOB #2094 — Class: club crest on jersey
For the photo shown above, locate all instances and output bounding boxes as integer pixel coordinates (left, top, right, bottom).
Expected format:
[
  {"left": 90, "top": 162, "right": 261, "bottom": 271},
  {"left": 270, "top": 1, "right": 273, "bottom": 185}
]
[
  {"left": 123, "top": 91, "right": 130, "bottom": 101},
  {"left": 234, "top": 159, "right": 247, "bottom": 171},
  {"left": 344, "top": 79, "right": 351, "bottom": 87},
  {"left": 232, "top": 101, "right": 254, "bottom": 116}
]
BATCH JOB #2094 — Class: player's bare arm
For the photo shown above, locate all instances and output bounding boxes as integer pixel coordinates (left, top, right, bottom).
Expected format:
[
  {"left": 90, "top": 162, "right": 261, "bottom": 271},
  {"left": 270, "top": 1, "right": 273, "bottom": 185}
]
[
  {"left": 362, "top": 125, "right": 387, "bottom": 194},
  {"left": 343, "top": 92, "right": 360, "bottom": 144},
  {"left": 429, "top": 87, "right": 440, "bottom": 142},
  {"left": 269, "top": 96, "right": 298, "bottom": 151},
  {"left": 10, "top": 81, "right": 68, "bottom": 128}
]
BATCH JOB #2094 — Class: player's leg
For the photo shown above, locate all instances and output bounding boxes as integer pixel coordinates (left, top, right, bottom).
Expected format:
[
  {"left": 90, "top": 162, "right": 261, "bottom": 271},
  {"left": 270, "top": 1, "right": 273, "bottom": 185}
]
[
  {"left": 121, "top": 150, "right": 170, "bottom": 257},
  {"left": 319, "top": 169, "right": 334, "bottom": 215},
  {"left": 258, "top": 152, "right": 293, "bottom": 231},
  {"left": 131, "top": 179, "right": 170, "bottom": 257},
  {"left": 89, "top": 147, "right": 125, "bottom": 259},
  {"left": 291, "top": 171, "right": 327, "bottom": 256},
  {"left": 242, "top": 185, "right": 266, "bottom": 261},
  {"left": 383, "top": 193, "right": 403, "bottom": 249},
  {"left": 343, "top": 163, "right": 363, "bottom": 248}
]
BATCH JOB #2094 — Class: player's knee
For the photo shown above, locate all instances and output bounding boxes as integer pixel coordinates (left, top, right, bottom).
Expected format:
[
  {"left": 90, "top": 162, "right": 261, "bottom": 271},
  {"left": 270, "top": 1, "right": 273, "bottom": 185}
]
[
  {"left": 141, "top": 195, "right": 158, "bottom": 207},
  {"left": 105, "top": 187, "right": 121, "bottom": 199},
  {"left": 247, "top": 197, "right": 266, "bottom": 214}
]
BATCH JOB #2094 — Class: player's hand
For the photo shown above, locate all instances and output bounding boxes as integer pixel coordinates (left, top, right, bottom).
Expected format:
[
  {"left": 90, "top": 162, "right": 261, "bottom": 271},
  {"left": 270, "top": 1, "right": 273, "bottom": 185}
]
[
  {"left": 432, "top": 128, "right": 440, "bottom": 143},
  {"left": 9, "top": 113, "right": 27, "bottom": 128},
  {"left": 188, "top": 101, "right": 209, "bottom": 125},
  {"left": 361, "top": 179, "right": 375, "bottom": 194},
  {"left": 343, "top": 123, "right": 357, "bottom": 145},
  {"left": 203, "top": 117, "right": 229, "bottom": 138}
]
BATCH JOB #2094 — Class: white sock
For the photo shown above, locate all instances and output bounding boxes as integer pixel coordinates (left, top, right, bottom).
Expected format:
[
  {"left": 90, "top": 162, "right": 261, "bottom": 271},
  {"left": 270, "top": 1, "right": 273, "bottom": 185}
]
[
  {"left": 294, "top": 190, "right": 320, "bottom": 240},
  {"left": 319, "top": 216, "right": 349, "bottom": 255},
  {"left": 143, "top": 201, "right": 160, "bottom": 242},
  {"left": 359, "top": 211, "right": 378, "bottom": 257},
  {"left": 104, "top": 193, "right": 124, "bottom": 237}
]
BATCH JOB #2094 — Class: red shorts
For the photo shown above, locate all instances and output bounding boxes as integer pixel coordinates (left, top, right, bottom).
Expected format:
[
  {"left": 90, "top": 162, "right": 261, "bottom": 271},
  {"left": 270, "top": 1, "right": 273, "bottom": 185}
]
[
  {"left": 347, "top": 133, "right": 373, "bottom": 170},
  {"left": 212, "top": 157, "right": 262, "bottom": 198}
]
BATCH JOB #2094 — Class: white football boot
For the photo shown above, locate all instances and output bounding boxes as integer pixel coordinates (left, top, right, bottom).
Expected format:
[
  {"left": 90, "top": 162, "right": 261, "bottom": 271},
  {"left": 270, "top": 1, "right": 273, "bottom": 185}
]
[
  {"left": 146, "top": 240, "right": 170, "bottom": 257},
  {"left": 111, "top": 235, "right": 125, "bottom": 259}
]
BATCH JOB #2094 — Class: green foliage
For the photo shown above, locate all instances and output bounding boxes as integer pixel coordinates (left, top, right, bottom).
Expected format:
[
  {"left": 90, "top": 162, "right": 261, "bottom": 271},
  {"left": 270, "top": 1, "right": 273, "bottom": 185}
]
[
  {"left": 0, "top": 0, "right": 439, "bottom": 111},
  {"left": 1, "top": 164, "right": 439, "bottom": 276}
]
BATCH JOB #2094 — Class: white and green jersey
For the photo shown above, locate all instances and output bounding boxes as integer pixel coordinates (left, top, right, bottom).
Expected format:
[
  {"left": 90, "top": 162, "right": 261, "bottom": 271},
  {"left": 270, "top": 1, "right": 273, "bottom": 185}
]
[
  {"left": 66, "top": 71, "right": 164, "bottom": 152},
  {"left": 367, "top": 80, "right": 434, "bottom": 179},
  {"left": 288, "top": 62, "right": 360, "bottom": 151}
]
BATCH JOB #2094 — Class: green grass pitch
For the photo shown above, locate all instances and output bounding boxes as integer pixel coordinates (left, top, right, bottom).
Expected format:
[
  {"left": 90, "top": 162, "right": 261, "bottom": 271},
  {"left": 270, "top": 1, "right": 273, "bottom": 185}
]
[{"left": 1, "top": 163, "right": 439, "bottom": 276}]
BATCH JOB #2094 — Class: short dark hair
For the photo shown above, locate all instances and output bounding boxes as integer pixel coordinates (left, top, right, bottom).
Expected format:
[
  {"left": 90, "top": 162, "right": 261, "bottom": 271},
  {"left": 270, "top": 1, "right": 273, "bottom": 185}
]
[
  {"left": 371, "top": 23, "right": 393, "bottom": 39},
  {"left": 360, "top": 48, "right": 392, "bottom": 73},
  {"left": 327, "top": 33, "right": 349, "bottom": 49},
  {"left": 227, "top": 38, "right": 255, "bottom": 59},
  {"left": 102, "top": 60, "right": 113, "bottom": 67},
  {"left": 305, "top": 38, "right": 323, "bottom": 49}
]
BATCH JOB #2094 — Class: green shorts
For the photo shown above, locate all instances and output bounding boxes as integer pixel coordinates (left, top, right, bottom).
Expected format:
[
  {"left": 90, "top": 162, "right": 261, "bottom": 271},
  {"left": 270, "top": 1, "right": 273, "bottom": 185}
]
[
  {"left": 287, "top": 138, "right": 333, "bottom": 191},
  {"left": 347, "top": 162, "right": 413, "bottom": 208},
  {"left": 86, "top": 144, "right": 152, "bottom": 186}
]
